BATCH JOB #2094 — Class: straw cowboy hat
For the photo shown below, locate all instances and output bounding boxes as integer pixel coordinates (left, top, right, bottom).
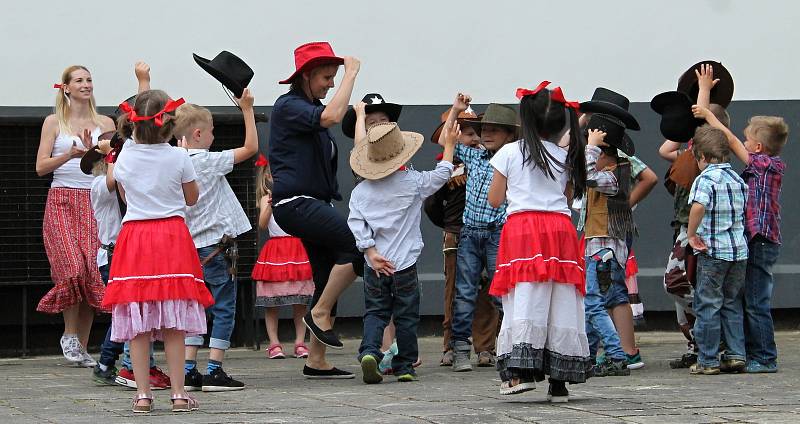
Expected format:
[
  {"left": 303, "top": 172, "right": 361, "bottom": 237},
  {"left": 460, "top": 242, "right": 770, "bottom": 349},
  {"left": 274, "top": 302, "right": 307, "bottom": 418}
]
[
  {"left": 279, "top": 42, "right": 344, "bottom": 84},
  {"left": 677, "top": 60, "right": 734, "bottom": 108},
  {"left": 341, "top": 93, "right": 403, "bottom": 139},
  {"left": 587, "top": 114, "right": 635, "bottom": 155},
  {"left": 580, "top": 87, "right": 640, "bottom": 130},
  {"left": 193, "top": 50, "right": 254, "bottom": 98},
  {"left": 350, "top": 122, "right": 424, "bottom": 180},
  {"left": 430, "top": 106, "right": 481, "bottom": 144}
]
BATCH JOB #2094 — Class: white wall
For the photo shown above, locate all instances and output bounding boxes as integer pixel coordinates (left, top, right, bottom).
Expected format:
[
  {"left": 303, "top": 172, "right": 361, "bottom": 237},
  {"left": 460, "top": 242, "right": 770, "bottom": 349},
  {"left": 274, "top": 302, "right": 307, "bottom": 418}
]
[{"left": 3, "top": 0, "right": 798, "bottom": 107}]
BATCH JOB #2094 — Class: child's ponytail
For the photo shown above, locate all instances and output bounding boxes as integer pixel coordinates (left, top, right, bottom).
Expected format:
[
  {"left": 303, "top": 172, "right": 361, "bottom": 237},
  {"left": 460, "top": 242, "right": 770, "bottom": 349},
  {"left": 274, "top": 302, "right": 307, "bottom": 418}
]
[{"left": 565, "top": 107, "right": 586, "bottom": 200}]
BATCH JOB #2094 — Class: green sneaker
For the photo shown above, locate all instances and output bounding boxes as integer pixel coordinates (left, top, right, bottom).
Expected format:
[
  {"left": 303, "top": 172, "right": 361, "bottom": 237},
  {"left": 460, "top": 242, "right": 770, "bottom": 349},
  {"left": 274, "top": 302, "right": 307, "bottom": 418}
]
[
  {"left": 626, "top": 350, "right": 645, "bottom": 370},
  {"left": 396, "top": 373, "right": 418, "bottom": 382},
  {"left": 593, "top": 357, "right": 630, "bottom": 377},
  {"left": 360, "top": 355, "right": 383, "bottom": 384},
  {"left": 92, "top": 364, "right": 118, "bottom": 386}
]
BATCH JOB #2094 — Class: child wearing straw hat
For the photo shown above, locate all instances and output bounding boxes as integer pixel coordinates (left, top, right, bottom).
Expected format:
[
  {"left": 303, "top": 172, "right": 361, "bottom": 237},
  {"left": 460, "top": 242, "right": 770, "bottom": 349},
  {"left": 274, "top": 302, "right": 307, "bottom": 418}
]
[{"left": 348, "top": 120, "right": 459, "bottom": 384}]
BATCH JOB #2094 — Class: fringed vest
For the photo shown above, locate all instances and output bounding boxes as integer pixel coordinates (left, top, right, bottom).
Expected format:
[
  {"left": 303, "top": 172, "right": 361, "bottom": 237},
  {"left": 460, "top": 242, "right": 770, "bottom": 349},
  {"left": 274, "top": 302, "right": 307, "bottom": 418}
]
[{"left": 585, "top": 159, "right": 636, "bottom": 240}]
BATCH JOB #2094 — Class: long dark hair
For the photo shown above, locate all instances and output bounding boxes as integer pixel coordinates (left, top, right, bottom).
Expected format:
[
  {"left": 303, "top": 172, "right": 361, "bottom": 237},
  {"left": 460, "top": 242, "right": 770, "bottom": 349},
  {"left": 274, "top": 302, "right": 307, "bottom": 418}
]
[{"left": 519, "top": 89, "right": 586, "bottom": 199}]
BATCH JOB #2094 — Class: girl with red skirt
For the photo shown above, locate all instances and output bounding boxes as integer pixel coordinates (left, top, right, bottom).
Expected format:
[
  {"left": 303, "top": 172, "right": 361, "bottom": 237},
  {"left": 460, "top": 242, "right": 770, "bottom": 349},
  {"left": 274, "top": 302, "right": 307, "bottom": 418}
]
[
  {"left": 487, "top": 83, "right": 592, "bottom": 402},
  {"left": 102, "top": 90, "right": 213, "bottom": 413}
]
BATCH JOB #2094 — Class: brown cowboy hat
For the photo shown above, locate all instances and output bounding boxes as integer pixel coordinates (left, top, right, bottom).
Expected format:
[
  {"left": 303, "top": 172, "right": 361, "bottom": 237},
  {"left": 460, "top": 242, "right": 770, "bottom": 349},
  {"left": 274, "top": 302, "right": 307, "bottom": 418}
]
[
  {"left": 430, "top": 106, "right": 482, "bottom": 144},
  {"left": 279, "top": 42, "right": 344, "bottom": 84},
  {"left": 350, "top": 123, "right": 424, "bottom": 180},
  {"left": 677, "top": 60, "right": 734, "bottom": 108}
]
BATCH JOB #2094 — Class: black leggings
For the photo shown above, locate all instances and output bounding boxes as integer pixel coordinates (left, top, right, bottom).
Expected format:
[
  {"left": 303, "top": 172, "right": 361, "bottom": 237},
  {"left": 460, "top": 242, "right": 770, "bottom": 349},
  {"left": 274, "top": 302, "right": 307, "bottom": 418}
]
[{"left": 273, "top": 198, "right": 364, "bottom": 316}]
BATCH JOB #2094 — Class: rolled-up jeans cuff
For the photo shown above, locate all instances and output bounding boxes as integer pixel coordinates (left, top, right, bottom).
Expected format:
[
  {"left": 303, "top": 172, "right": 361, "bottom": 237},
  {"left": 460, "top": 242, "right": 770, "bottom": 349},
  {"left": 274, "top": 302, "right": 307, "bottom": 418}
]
[
  {"left": 185, "top": 336, "right": 204, "bottom": 346},
  {"left": 209, "top": 337, "right": 231, "bottom": 350}
]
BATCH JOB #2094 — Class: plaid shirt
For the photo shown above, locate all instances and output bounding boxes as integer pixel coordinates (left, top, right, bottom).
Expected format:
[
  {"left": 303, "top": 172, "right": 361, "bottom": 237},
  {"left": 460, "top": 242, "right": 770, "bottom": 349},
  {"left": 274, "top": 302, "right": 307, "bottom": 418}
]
[
  {"left": 581, "top": 145, "right": 627, "bottom": 266},
  {"left": 742, "top": 153, "right": 785, "bottom": 244},
  {"left": 688, "top": 163, "right": 748, "bottom": 261},
  {"left": 455, "top": 144, "right": 506, "bottom": 227}
]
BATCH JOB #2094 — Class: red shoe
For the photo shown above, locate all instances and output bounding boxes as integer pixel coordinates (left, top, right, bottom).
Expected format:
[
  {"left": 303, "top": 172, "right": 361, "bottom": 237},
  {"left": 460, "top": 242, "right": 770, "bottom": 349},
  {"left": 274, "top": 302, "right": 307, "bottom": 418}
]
[
  {"left": 149, "top": 366, "right": 171, "bottom": 390},
  {"left": 115, "top": 367, "right": 137, "bottom": 389}
]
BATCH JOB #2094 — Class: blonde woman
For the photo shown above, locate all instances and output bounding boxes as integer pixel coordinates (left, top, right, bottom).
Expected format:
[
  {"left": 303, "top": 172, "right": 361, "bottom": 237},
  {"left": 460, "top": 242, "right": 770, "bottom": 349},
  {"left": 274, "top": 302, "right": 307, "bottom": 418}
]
[{"left": 35, "top": 65, "right": 115, "bottom": 366}]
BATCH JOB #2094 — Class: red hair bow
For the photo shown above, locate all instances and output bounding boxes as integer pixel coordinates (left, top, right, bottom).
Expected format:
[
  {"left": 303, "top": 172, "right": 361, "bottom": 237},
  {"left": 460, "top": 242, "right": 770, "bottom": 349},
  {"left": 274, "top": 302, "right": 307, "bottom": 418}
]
[
  {"left": 515, "top": 81, "right": 551, "bottom": 99},
  {"left": 255, "top": 153, "right": 269, "bottom": 167},
  {"left": 550, "top": 87, "right": 580, "bottom": 110},
  {"left": 53, "top": 83, "right": 63, "bottom": 89},
  {"left": 118, "top": 98, "right": 186, "bottom": 127}
]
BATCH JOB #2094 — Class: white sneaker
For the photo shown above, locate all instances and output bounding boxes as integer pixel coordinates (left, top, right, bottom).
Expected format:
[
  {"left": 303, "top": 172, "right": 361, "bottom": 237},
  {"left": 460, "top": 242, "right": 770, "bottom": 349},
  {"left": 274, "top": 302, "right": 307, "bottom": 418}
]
[
  {"left": 60, "top": 335, "right": 83, "bottom": 363},
  {"left": 78, "top": 350, "right": 97, "bottom": 368}
]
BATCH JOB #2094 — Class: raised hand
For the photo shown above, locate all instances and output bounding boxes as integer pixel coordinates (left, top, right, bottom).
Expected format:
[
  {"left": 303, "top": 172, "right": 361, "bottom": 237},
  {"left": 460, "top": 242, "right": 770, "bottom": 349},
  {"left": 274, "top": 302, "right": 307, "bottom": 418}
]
[
  {"left": 237, "top": 87, "right": 254, "bottom": 110},
  {"left": 77, "top": 128, "right": 93, "bottom": 149},
  {"left": 68, "top": 140, "right": 87, "bottom": 158},
  {"left": 343, "top": 56, "right": 361, "bottom": 75},
  {"left": 691, "top": 104, "right": 711, "bottom": 120},
  {"left": 587, "top": 129, "right": 608, "bottom": 147},
  {"left": 135, "top": 61, "right": 151, "bottom": 84},
  {"left": 695, "top": 63, "right": 719, "bottom": 92},
  {"left": 354, "top": 101, "right": 367, "bottom": 117},
  {"left": 452, "top": 92, "right": 472, "bottom": 113}
]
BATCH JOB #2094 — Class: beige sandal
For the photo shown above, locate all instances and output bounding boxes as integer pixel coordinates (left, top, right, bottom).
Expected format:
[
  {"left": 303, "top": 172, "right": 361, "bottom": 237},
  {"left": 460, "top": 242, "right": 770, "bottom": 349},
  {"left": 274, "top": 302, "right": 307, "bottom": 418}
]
[
  {"left": 171, "top": 393, "right": 199, "bottom": 412},
  {"left": 131, "top": 393, "right": 153, "bottom": 413}
]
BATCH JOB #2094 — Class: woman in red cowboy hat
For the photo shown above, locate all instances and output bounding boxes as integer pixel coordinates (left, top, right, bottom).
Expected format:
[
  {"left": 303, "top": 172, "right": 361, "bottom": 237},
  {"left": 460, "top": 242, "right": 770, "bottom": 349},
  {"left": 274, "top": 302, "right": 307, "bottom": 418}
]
[
  {"left": 35, "top": 65, "right": 116, "bottom": 367},
  {"left": 268, "top": 41, "right": 362, "bottom": 379}
]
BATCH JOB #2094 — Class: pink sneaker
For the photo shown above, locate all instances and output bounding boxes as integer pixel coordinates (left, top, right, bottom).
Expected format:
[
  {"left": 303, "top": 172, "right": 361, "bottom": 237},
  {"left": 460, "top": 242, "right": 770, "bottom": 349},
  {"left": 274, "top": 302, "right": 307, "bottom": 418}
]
[{"left": 267, "top": 344, "right": 285, "bottom": 359}]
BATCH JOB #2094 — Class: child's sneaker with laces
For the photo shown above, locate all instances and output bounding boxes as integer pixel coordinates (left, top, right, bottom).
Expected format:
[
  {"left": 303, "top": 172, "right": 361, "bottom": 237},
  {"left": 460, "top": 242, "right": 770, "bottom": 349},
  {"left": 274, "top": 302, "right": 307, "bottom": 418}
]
[
  {"left": 593, "top": 357, "right": 631, "bottom": 377},
  {"left": 361, "top": 354, "right": 383, "bottom": 384},
  {"left": 78, "top": 350, "right": 97, "bottom": 368},
  {"left": 59, "top": 335, "right": 83, "bottom": 363},
  {"left": 92, "top": 365, "right": 118, "bottom": 386},
  {"left": 626, "top": 350, "right": 645, "bottom": 370},
  {"left": 149, "top": 366, "right": 171, "bottom": 389},
  {"left": 184, "top": 368, "right": 203, "bottom": 392},
  {"left": 115, "top": 367, "right": 137, "bottom": 389},
  {"left": 202, "top": 367, "right": 245, "bottom": 392},
  {"left": 689, "top": 363, "right": 720, "bottom": 375}
]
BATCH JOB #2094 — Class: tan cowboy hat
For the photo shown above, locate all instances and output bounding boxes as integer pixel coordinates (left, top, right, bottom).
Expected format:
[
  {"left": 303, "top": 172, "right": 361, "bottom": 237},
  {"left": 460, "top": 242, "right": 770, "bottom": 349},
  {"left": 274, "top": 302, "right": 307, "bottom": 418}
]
[{"left": 350, "top": 122, "right": 424, "bottom": 180}]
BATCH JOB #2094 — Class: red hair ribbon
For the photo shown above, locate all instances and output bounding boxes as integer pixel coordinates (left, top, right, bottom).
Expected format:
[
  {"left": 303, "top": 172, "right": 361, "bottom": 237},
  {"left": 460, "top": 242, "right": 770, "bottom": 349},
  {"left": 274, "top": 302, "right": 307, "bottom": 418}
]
[
  {"left": 550, "top": 87, "right": 580, "bottom": 110},
  {"left": 53, "top": 83, "right": 63, "bottom": 89},
  {"left": 515, "top": 81, "right": 551, "bottom": 99},
  {"left": 255, "top": 153, "right": 269, "bottom": 167},
  {"left": 105, "top": 147, "right": 121, "bottom": 164},
  {"left": 435, "top": 152, "right": 444, "bottom": 161},
  {"left": 118, "top": 98, "right": 186, "bottom": 127}
]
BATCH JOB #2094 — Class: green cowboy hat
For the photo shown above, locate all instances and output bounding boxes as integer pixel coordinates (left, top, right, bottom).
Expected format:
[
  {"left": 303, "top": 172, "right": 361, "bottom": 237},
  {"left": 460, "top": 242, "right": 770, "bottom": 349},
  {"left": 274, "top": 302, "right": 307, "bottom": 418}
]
[{"left": 475, "top": 103, "right": 519, "bottom": 129}]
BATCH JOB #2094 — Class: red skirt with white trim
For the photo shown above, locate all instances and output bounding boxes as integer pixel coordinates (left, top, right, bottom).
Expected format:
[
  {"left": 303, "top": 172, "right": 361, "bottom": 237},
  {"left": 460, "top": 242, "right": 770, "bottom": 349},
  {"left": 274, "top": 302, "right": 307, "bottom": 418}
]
[
  {"left": 251, "top": 236, "right": 313, "bottom": 283},
  {"left": 625, "top": 249, "right": 639, "bottom": 278},
  {"left": 102, "top": 217, "right": 214, "bottom": 308},
  {"left": 489, "top": 211, "right": 585, "bottom": 297}
]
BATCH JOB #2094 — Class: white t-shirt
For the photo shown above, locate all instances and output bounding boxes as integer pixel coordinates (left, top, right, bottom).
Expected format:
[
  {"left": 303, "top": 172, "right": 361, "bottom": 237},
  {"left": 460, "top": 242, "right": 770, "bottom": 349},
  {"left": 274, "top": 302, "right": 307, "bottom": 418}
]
[
  {"left": 490, "top": 140, "right": 570, "bottom": 216},
  {"left": 113, "top": 142, "right": 197, "bottom": 223},
  {"left": 267, "top": 214, "right": 289, "bottom": 238},
  {"left": 51, "top": 127, "right": 101, "bottom": 189},
  {"left": 90, "top": 175, "right": 122, "bottom": 267}
]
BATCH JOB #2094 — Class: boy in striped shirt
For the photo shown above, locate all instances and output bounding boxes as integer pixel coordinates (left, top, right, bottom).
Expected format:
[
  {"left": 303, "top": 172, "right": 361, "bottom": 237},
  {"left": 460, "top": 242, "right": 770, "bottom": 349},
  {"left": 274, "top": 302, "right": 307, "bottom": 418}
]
[{"left": 686, "top": 125, "right": 748, "bottom": 375}]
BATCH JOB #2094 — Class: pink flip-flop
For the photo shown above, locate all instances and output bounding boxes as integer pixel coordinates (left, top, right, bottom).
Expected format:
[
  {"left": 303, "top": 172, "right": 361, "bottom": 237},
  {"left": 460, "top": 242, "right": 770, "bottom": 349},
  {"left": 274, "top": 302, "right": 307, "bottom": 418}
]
[
  {"left": 267, "top": 344, "right": 285, "bottom": 359},
  {"left": 294, "top": 343, "right": 309, "bottom": 358}
]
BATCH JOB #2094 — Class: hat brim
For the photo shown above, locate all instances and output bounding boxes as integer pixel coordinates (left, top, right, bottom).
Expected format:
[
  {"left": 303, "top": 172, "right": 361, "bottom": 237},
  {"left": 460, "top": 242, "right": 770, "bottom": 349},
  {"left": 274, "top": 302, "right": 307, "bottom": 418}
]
[
  {"left": 677, "top": 61, "right": 734, "bottom": 108},
  {"left": 616, "top": 133, "right": 635, "bottom": 156},
  {"left": 430, "top": 118, "right": 482, "bottom": 144},
  {"left": 193, "top": 53, "right": 247, "bottom": 98},
  {"left": 349, "top": 131, "right": 424, "bottom": 180},
  {"left": 79, "top": 146, "right": 105, "bottom": 175},
  {"left": 278, "top": 56, "right": 344, "bottom": 84},
  {"left": 579, "top": 101, "right": 640, "bottom": 130},
  {"left": 341, "top": 103, "right": 403, "bottom": 139}
]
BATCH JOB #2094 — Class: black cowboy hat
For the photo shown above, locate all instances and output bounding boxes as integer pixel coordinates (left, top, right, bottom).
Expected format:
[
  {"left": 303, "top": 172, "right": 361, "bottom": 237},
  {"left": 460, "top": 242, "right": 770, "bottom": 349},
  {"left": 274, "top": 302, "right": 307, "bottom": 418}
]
[
  {"left": 193, "top": 51, "right": 254, "bottom": 98},
  {"left": 651, "top": 91, "right": 703, "bottom": 143},
  {"left": 114, "top": 94, "right": 137, "bottom": 116},
  {"left": 341, "top": 93, "right": 403, "bottom": 139},
  {"left": 677, "top": 60, "right": 734, "bottom": 108},
  {"left": 580, "top": 87, "right": 640, "bottom": 130},
  {"left": 80, "top": 131, "right": 124, "bottom": 174},
  {"left": 587, "top": 113, "right": 635, "bottom": 156}
]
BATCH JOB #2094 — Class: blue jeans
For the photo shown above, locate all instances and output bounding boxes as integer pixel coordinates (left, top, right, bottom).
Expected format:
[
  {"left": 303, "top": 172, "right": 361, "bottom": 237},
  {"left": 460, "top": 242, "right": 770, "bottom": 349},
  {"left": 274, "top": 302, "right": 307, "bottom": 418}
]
[
  {"left": 358, "top": 264, "right": 420, "bottom": 376},
  {"left": 694, "top": 254, "right": 747, "bottom": 367},
  {"left": 451, "top": 225, "right": 502, "bottom": 347},
  {"left": 584, "top": 249, "right": 625, "bottom": 360},
  {"left": 185, "top": 245, "right": 237, "bottom": 350},
  {"left": 744, "top": 237, "right": 780, "bottom": 365}
]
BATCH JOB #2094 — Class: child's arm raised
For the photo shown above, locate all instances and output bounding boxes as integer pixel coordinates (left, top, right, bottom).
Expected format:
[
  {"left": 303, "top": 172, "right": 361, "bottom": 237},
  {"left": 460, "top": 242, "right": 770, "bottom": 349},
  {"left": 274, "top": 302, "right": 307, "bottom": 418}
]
[
  {"left": 257, "top": 191, "right": 272, "bottom": 230},
  {"left": 695, "top": 63, "right": 718, "bottom": 109},
  {"left": 233, "top": 88, "right": 258, "bottom": 164},
  {"left": 658, "top": 140, "right": 682, "bottom": 162},
  {"left": 135, "top": 61, "right": 151, "bottom": 94},
  {"left": 353, "top": 101, "right": 367, "bottom": 145},
  {"left": 418, "top": 123, "right": 459, "bottom": 198},
  {"left": 586, "top": 130, "right": 618, "bottom": 195},
  {"left": 692, "top": 105, "right": 750, "bottom": 164},
  {"left": 438, "top": 93, "right": 471, "bottom": 147}
]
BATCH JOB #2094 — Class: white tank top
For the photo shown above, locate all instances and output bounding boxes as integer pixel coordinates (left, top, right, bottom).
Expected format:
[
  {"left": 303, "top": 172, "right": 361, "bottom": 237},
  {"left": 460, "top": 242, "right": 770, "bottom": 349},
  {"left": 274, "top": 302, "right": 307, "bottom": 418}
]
[
  {"left": 267, "top": 214, "right": 290, "bottom": 237},
  {"left": 50, "top": 126, "right": 101, "bottom": 189}
]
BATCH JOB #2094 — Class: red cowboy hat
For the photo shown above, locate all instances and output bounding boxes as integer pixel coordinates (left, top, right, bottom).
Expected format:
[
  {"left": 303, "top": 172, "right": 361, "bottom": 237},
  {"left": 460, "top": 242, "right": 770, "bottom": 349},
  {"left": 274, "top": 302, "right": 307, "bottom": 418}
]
[{"left": 278, "top": 42, "right": 344, "bottom": 84}]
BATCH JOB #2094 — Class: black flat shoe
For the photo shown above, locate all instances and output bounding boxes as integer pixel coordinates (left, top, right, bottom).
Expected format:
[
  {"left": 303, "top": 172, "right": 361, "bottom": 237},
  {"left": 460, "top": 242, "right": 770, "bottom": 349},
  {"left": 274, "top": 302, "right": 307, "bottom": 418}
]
[
  {"left": 302, "top": 365, "right": 354, "bottom": 379},
  {"left": 302, "top": 311, "right": 343, "bottom": 349}
]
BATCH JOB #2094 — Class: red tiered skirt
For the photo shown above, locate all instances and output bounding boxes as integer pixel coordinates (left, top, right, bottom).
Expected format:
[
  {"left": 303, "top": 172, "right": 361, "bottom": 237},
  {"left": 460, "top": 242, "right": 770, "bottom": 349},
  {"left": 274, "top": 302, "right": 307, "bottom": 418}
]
[
  {"left": 489, "top": 211, "right": 585, "bottom": 297},
  {"left": 251, "top": 236, "right": 312, "bottom": 283},
  {"left": 102, "top": 217, "right": 214, "bottom": 308}
]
